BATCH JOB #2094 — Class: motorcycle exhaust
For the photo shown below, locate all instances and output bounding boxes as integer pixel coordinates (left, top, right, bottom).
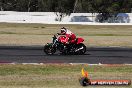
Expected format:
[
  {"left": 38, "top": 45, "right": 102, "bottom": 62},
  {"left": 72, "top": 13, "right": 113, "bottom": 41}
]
[{"left": 75, "top": 47, "right": 83, "bottom": 52}]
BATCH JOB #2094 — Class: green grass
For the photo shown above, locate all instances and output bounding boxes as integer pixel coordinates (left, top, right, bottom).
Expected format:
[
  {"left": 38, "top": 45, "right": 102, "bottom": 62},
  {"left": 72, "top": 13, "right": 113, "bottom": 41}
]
[
  {"left": 0, "top": 64, "right": 131, "bottom": 88},
  {"left": 0, "top": 23, "right": 131, "bottom": 88},
  {"left": 0, "top": 23, "right": 132, "bottom": 47}
]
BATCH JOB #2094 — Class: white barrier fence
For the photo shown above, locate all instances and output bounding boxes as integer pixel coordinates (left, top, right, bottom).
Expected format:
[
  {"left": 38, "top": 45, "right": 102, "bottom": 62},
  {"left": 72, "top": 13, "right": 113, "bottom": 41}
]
[{"left": 0, "top": 11, "right": 132, "bottom": 25}]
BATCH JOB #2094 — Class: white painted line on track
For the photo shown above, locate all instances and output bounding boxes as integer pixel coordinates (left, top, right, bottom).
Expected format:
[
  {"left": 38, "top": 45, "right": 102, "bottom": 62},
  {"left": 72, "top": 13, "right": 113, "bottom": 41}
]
[{"left": 0, "top": 62, "right": 132, "bottom": 65}]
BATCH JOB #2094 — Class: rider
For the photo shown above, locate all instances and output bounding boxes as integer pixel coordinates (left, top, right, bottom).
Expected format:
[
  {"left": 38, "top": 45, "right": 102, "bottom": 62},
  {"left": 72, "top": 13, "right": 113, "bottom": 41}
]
[{"left": 57, "top": 27, "right": 76, "bottom": 44}]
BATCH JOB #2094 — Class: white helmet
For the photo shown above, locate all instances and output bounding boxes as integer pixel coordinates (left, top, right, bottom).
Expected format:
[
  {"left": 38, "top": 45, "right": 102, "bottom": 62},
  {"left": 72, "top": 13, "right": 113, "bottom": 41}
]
[{"left": 61, "top": 27, "right": 67, "bottom": 33}]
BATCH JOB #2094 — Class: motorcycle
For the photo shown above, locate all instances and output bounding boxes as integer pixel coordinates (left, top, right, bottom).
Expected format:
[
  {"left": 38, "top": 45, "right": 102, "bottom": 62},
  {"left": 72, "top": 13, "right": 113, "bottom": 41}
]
[{"left": 44, "top": 34, "right": 86, "bottom": 55}]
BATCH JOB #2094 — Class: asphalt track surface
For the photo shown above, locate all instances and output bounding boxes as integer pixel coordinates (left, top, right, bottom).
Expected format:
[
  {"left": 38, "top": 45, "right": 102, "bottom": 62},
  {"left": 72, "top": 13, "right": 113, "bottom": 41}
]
[{"left": 0, "top": 46, "right": 132, "bottom": 64}]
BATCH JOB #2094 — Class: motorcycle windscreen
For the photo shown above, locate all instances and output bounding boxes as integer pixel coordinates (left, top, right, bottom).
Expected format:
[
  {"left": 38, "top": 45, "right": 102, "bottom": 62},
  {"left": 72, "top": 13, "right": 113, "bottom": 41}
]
[{"left": 76, "top": 38, "right": 84, "bottom": 44}]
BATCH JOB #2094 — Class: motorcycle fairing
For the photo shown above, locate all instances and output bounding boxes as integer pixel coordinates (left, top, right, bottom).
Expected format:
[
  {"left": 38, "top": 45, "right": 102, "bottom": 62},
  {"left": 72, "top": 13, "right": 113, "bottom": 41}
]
[
  {"left": 58, "top": 36, "right": 68, "bottom": 44},
  {"left": 76, "top": 38, "right": 84, "bottom": 44}
]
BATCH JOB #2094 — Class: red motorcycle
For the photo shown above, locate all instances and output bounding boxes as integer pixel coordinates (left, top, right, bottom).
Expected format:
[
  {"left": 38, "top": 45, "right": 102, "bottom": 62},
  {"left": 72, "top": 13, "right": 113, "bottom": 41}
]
[{"left": 44, "top": 34, "right": 86, "bottom": 55}]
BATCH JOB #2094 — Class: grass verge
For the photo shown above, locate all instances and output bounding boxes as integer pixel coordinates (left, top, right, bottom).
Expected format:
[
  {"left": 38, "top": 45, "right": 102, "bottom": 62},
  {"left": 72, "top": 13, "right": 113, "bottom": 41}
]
[
  {"left": 0, "top": 64, "right": 131, "bottom": 88},
  {"left": 0, "top": 23, "right": 132, "bottom": 47}
]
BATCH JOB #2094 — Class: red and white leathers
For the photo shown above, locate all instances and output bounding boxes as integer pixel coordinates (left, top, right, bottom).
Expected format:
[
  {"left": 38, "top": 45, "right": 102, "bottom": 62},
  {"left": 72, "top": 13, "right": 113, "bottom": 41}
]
[{"left": 59, "top": 29, "right": 76, "bottom": 44}]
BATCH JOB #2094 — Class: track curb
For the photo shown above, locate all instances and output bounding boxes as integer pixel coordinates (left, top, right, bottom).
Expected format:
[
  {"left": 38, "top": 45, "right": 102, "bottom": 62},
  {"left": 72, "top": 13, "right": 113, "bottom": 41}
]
[{"left": 0, "top": 62, "right": 132, "bottom": 65}]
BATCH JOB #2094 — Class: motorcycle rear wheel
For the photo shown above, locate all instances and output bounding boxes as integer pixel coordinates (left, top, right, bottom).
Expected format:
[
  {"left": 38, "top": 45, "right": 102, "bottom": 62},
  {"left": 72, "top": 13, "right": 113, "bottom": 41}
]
[{"left": 76, "top": 43, "right": 86, "bottom": 55}]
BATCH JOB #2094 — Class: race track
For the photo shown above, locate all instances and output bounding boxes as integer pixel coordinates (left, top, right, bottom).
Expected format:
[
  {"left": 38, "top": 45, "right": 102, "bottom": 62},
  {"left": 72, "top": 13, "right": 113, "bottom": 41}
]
[{"left": 0, "top": 46, "right": 132, "bottom": 64}]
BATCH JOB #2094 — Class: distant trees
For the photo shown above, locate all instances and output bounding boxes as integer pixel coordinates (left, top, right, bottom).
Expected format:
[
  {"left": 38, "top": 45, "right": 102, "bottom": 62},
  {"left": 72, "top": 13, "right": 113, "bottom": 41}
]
[
  {"left": 53, "top": 0, "right": 75, "bottom": 21},
  {"left": 0, "top": 0, "right": 132, "bottom": 21},
  {"left": 73, "top": 0, "right": 132, "bottom": 22},
  {"left": 92, "top": 0, "right": 132, "bottom": 22},
  {"left": 0, "top": 0, "right": 38, "bottom": 11},
  {"left": 38, "top": 0, "right": 75, "bottom": 21},
  {"left": 1, "top": 0, "right": 131, "bottom": 12}
]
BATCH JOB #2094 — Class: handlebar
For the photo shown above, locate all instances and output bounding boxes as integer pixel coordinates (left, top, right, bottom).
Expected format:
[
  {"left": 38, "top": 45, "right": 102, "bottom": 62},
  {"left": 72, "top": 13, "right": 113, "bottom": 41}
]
[{"left": 53, "top": 33, "right": 66, "bottom": 40}]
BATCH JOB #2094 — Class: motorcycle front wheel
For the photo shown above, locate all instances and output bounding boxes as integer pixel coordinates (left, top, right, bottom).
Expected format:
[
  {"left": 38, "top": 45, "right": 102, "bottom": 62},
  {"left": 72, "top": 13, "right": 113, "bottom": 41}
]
[{"left": 44, "top": 43, "right": 56, "bottom": 55}]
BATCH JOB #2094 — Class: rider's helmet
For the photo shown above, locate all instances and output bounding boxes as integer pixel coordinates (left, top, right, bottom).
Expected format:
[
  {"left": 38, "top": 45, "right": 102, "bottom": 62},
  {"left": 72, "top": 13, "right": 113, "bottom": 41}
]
[{"left": 61, "top": 27, "right": 67, "bottom": 34}]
